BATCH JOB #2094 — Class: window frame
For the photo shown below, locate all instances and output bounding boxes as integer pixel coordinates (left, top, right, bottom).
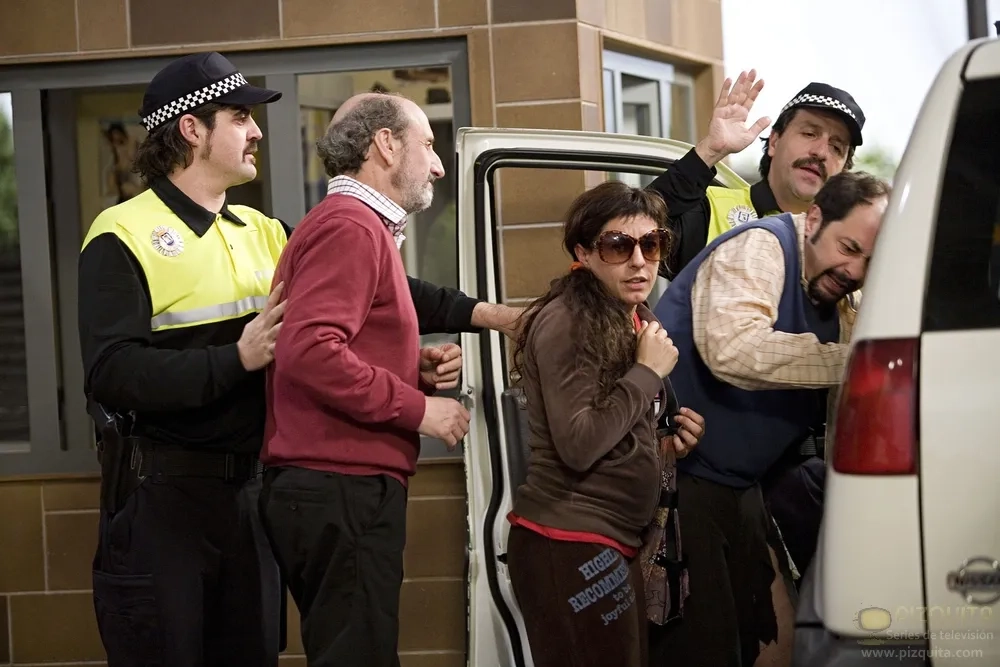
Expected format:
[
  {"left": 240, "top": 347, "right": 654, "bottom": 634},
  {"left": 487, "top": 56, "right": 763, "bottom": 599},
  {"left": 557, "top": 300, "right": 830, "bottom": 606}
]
[
  {"left": 0, "top": 38, "right": 471, "bottom": 477},
  {"left": 601, "top": 49, "right": 697, "bottom": 143}
]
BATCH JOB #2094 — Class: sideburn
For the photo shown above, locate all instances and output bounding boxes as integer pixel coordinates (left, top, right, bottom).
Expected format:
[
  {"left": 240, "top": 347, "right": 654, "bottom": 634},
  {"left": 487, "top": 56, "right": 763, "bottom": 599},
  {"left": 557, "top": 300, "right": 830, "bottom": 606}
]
[{"left": 199, "top": 128, "right": 214, "bottom": 162}]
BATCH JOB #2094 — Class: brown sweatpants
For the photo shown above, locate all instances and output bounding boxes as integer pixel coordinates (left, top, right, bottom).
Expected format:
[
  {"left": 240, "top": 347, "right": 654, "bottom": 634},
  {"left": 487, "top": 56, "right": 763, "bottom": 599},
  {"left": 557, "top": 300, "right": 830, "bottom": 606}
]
[{"left": 507, "top": 525, "right": 647, "bottom": 667}]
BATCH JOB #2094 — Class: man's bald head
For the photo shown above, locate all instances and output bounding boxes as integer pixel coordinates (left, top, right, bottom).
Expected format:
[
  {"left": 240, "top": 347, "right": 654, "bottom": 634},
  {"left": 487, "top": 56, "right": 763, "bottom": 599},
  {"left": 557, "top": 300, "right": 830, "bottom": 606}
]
[
  {"left": 317, "top": 92, "right": 413, "bottom": 178},
  {"left": 330, "top": 92, "right": 392, "bottom": 127}
]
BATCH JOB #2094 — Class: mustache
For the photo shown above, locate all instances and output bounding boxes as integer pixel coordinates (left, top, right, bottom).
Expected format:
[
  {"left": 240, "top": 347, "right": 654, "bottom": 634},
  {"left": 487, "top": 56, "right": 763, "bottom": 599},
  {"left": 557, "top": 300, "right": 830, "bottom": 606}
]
[
  {"left": 244, "top": 142, "right": 258, "bottom": 155},
  {"left": 792, "top": 157, "right": 827, "bottom": 180}
]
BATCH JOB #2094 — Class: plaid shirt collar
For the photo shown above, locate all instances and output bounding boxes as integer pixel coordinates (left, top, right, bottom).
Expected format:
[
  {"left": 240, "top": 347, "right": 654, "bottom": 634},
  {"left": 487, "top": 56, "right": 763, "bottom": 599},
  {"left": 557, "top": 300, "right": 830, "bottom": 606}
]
[{"left": 326, "top": 175, "right": 408, "bottom": 248}]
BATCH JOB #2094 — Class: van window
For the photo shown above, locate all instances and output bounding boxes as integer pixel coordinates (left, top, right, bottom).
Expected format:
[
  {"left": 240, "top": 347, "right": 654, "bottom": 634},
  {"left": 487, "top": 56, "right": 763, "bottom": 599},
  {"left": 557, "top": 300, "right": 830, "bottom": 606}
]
[{"left": 923, "top": 77, "right": 1000, "bottom": 331}]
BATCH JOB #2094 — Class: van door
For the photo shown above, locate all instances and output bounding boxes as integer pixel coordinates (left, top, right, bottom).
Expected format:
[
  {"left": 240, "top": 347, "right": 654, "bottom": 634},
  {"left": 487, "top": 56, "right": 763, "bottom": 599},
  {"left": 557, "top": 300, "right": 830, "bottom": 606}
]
[
  {"left": 918, "top": 61, "right": 1000, "bottom": 666},
  {"left": 455, "top": 128, "right": 748, "bottom": 667}
]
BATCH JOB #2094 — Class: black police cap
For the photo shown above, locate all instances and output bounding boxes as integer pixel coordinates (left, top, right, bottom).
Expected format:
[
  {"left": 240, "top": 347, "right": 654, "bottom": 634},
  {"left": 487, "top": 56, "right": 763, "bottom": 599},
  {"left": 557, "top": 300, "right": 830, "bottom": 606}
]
[
  {"left": 779, "top": 82, "right": 865, "bottom": 146},
  {"left": 139, "top": 52, "right": 281, "bottom": 132}
]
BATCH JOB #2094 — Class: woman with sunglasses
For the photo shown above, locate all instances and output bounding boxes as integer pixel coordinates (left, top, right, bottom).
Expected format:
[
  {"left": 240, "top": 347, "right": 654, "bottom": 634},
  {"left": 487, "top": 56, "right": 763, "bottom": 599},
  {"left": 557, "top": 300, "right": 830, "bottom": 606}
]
[{"left": 505, "top": 180, "right": 705, "bottom": 667}]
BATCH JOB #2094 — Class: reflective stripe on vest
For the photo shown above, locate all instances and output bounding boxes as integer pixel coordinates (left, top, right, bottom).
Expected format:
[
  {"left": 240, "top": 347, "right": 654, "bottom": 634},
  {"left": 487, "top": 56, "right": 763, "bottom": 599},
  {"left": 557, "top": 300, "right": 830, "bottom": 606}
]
[
  {"left": 149, "top": 295, "right": 269, "bottom": 330},
  {"left": 81, "top": 189, "right": 287, "bottom": 333}
]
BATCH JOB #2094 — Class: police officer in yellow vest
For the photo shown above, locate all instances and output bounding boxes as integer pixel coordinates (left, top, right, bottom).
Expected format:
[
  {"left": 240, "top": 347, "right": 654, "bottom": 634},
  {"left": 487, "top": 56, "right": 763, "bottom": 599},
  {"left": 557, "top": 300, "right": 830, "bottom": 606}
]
[
  {"left": 650, "top": 71, "right": 865, "bottom": 278},
  {"left": 77, "top": 53, "right": 290, "bottom": 667}
]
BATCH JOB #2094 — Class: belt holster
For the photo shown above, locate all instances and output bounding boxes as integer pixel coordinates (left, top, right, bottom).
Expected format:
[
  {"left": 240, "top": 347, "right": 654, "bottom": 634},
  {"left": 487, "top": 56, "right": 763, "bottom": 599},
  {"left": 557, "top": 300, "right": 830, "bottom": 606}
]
[
  {"left": 96, "top": 432, "right": 146, "bottom": 515},
  {"left": 90, "top": 396, "right": 144, "bottom": 515}
]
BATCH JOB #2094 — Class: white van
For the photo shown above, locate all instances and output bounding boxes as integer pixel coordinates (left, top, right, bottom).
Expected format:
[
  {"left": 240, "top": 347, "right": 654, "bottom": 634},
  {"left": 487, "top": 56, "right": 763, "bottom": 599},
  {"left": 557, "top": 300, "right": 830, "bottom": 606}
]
[
  {"left": 790, "top": 34, "right": 1000, "bottom": 667},
  {"left": 452, "top": 128, "right": 747, "bottom": 666}
]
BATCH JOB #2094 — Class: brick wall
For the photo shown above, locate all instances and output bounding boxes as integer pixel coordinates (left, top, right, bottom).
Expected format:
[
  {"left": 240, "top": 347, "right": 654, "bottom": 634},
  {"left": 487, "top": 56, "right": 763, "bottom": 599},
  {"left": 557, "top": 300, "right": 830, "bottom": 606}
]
[{"left": 0, "top": 461, "right": 467, "bottom": 665}]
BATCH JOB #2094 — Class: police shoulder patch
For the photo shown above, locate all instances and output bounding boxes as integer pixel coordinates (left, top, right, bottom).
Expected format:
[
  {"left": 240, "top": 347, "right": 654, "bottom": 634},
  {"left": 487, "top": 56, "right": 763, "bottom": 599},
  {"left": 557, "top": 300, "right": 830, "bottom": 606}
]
[
  {"left": 151, "top": 225, "right": 185, "bottom": 257},
  {"left": 726, "top": 204, "right": 758, "bottom": 228}
]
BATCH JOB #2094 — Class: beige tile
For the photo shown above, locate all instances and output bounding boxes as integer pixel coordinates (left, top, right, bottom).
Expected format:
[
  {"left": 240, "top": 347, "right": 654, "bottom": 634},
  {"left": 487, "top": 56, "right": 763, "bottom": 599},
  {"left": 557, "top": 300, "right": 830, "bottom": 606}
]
[
  {"left": 0, "top": 0, "right": 77, "bottom": 56},
  {"left": 694, "top": 63, "right": 724, "bottom": 139},
  {"left": 501, "top": 225, "right": 572, "bottom": 299},
  {"left": 400, "top": 651, "right": 465, "bottom": 667},
  {"left": 410, "top": 461, "right": 465, "bottom": 497},
  {"left": 496, "top": 102, "right": 584, "bottom": 131},
  {"left": 43, "top": 479, "right": 100, "bottom": 511},
  {"left": 582, "top": 101, "right": 602, "bottom": 131},
  {"left": 285, "top": 597, "right": 304, "bottom": 655},
  {"left": 78, "top": 0, "right": 128, "bottom": 50},
  {"left": 577, "top": 23, "right": 602, "bottom": 105},
  {"left": 0, "top": 595, "right": 8, "bottom": 663},
  {"left": 282, "top": 0, "right": 435, "bottom": 37},
  {"left": 9, "top": 592, "right": 105, "bottom": 662},
  {"left": 46, "top": 512, "right": 99, "bottom": 591},
  {"left": 398, "top": 579, "right": 465, "bottom": 651},
  {"left": 492, "top": 23, "right": 581, "bottom": 103},
  {"left": 605, "top": 0, "right": 646, "bottom": 37},
  {"left": 439, "top": 0, "right": 488, "bottom": 26},
  {"left": 644, "top": 0, "right": 672, "bottom": 45},
  {"left": 466, "top": 29, "right": 495, "bottom": 127},
  {"left": 0, "top": 483, "right": 44, "bottom": 593},
  {"left": 577, "top": 0, "right": 606, "bottom": 27},
  {"left": 131, "top": 0, "right": 280, "bottom": 46},
  {"left": 672, "top": 0, "right": 723, "bottom": 59},
  {"left": 497, "top": 167, "right": 587, "bottom": 226},
  {"left": 492, "top": 0, "right": 576, "bottom": 23},
  {"left": 404, "top": 498, "right": 466, "bottom": 578}
]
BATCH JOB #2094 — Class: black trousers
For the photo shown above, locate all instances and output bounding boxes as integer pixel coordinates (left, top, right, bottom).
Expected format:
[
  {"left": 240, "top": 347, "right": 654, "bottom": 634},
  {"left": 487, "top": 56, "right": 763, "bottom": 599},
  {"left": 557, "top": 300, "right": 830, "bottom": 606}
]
[
  {"left": 648, "top": 473, "right": 778, "bottom": 667},
  {"left": 507, "top": 525, "right": 648, "bottom": 667},
  {"left": 259, "top": 466, "right": 408, "bottom": 667},
  {"left": 762, "top": 455, "right": 826, "bottom": 581},
  {"left": 92, "top": 475, "right": 281, "bottom": 667}
]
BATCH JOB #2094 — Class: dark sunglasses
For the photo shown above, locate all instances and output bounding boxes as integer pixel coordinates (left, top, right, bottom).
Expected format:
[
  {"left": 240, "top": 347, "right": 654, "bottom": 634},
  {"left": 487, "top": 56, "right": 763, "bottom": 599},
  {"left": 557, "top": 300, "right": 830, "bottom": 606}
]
[{"left": 593, "top": 229, "right": 670, "bottom": 265}]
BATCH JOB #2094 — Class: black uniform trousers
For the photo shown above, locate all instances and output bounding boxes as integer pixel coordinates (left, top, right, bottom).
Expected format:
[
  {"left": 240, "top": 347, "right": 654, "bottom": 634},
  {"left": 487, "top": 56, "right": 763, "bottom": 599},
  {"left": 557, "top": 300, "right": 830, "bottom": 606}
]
[
  {"left": 761, "top": 454, "right": 826, "bottom": 582},
  {"left": 260, "top": 466, "right": 408, "bottom": 667},
  {"left": 647, "top": 472, "right": 779, "bottom": 667},
  {"left": 92, "top": 474, "right": 281, "bottom": 667}
]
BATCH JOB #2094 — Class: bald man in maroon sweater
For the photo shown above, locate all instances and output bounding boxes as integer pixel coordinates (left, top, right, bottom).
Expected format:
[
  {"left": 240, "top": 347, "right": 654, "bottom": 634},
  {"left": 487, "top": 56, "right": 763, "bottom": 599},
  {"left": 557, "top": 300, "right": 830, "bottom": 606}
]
[{"left": 259, "top": 93, "right": 472, "bottom": 667}]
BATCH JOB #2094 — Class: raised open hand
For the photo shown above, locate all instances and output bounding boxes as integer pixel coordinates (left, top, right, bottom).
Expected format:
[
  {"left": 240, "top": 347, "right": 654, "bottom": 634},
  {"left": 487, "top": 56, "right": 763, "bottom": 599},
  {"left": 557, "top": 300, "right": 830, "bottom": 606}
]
[{"left": 695, "top": 69, "right": 771, "bottom": 167}]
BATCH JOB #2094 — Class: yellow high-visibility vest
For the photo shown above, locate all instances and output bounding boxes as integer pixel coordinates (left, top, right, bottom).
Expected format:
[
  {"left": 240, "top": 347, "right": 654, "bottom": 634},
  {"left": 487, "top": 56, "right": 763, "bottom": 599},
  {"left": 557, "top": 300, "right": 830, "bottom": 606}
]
[
  {"left": 82, "top": 188, "right": 287, "bottom": 333},
  {"left": 705, "top": 184, "right": 781, "bottom": 244}
]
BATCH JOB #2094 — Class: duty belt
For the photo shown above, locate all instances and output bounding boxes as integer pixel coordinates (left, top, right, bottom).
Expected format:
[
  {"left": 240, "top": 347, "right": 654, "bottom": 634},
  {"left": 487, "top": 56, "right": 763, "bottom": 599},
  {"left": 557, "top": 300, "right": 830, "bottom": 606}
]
[{"left": 133, "top": 442, "right": 264, "bottom": 483}]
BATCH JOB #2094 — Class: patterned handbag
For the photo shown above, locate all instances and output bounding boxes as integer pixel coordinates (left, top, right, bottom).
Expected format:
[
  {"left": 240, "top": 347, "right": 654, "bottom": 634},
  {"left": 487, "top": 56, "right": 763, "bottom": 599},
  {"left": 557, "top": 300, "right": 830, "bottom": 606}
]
[{"left": 639, "top": 378, "right": 690, "bottom": 626}]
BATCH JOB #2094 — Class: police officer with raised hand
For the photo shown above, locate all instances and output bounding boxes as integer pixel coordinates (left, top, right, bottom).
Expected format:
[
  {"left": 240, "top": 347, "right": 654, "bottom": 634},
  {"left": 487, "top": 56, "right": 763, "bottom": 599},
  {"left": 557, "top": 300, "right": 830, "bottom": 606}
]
[
  {"left": 650, "top": 71, "right": 866, "bottom": 278},
  {"left": 78, "top": 51, "right": 288, "bottom": 667}
]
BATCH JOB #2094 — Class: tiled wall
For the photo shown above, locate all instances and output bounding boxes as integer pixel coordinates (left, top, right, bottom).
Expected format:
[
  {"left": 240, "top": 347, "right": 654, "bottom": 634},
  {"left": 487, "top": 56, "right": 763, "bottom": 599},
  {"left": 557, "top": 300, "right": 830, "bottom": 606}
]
[
  {"left": 0, "top": 0, "right": 724, "bottom": 302},
  {"left": 0, "top": 461, "right": 468, "bottom": 666},
  {"left": 0, "top": 1, "right": 723, "bottom": 663}
]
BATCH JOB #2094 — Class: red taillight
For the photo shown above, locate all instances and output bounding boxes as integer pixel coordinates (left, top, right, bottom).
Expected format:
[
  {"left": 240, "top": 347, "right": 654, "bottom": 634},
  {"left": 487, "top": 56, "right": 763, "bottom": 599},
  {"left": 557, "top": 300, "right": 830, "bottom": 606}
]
[{"left": 831, "top": 337, "right": 919, "bottom": 475}]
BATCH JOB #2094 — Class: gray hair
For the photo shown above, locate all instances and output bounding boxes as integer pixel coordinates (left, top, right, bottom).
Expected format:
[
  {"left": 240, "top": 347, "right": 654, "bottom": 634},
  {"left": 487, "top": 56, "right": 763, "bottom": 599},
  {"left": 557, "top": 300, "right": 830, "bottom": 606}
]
[{"left": 316, "top": 94, "right": 410, "bottom": 178}]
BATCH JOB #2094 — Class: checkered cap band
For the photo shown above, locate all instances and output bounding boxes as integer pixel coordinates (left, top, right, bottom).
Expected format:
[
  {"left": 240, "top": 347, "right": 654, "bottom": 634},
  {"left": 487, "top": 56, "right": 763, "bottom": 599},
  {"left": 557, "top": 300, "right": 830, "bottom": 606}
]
[
  {"left": 141, "top": 72, "right": 248, "bottom": 131},
  {"left": 781, "top": 93, "right": 857, "bottom": 122}
]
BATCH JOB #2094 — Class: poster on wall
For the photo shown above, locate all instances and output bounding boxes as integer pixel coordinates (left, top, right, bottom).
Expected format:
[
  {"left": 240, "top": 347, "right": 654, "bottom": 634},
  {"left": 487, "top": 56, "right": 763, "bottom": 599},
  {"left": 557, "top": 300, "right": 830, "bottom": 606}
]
[{"left": 99, "top": 118, "right": 147, "bottom": 209}]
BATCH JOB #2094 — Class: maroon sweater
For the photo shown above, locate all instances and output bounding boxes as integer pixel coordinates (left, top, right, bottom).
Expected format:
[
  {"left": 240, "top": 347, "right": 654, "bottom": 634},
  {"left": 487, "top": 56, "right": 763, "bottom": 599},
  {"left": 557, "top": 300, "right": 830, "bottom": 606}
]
[{"left": 261, "top": 194, "right": 427, "bottom": 486}]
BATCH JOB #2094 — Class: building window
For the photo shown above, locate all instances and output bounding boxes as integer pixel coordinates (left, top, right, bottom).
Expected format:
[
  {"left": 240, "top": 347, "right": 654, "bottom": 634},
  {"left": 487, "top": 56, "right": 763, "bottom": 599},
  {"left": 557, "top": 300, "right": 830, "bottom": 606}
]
[
  {"left": 602, "top": 50, "right": 697, "bottom": 187},
  {"left": 0, "top": 95, "right": 29, "bottom": 450},
  {"left": 0, "top": 40, "right": 471, "bottom": 476}
]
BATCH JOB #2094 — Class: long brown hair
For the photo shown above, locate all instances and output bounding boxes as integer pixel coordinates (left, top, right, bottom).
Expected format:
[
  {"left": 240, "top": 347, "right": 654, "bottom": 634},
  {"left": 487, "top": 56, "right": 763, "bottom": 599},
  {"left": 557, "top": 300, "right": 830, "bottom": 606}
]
[{"left": 510, "top": 180, "right": 670, "bottom": 402}]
